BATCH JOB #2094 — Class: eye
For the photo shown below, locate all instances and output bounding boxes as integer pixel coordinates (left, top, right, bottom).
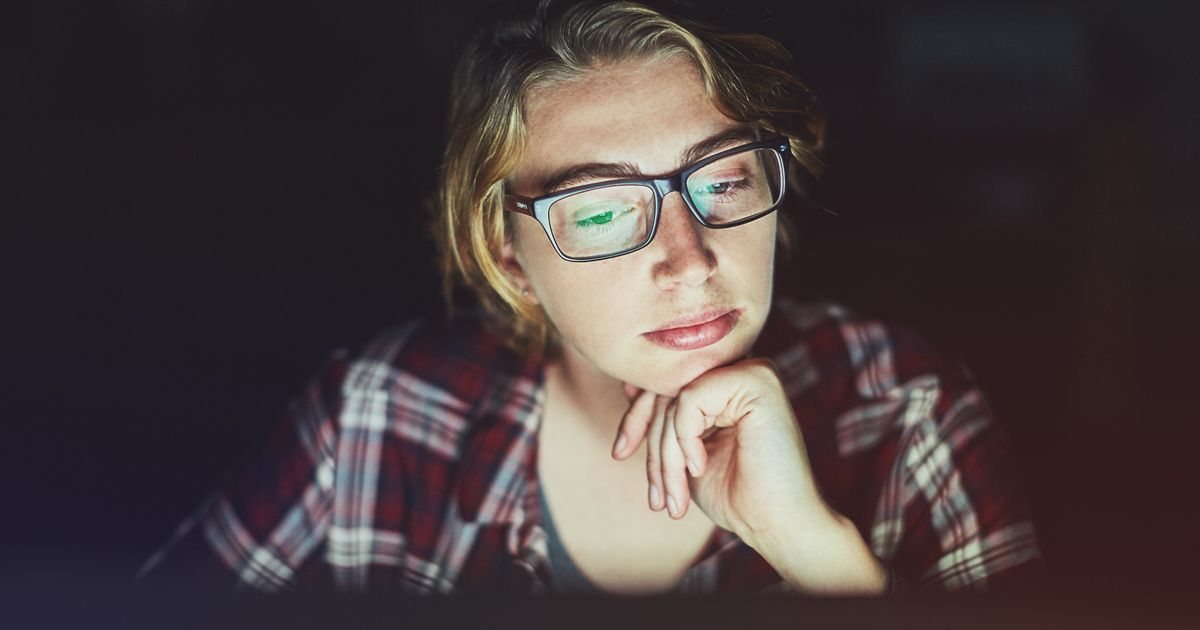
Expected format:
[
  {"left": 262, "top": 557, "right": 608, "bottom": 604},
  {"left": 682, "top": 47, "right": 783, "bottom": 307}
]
[
  {"left": 577, "top": 209, "right": 618, "bottom": 227},
  {"left": 702, "top": 181, "right": 738, "bottom": 195},
  {"left": 692, "top": 177, "right": 746, "bottom": 198}
]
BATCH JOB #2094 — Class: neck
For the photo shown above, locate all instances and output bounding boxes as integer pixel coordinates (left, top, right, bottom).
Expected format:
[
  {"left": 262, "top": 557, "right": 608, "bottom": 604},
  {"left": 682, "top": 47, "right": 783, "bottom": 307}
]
[{"left": 544, "top": 345, "right": 632, "bottom": 442}]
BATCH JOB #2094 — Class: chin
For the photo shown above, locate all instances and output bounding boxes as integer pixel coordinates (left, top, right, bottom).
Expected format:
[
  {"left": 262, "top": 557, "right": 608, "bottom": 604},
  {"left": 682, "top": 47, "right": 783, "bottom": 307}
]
[{"left": 639, "top": 339, "right": 752, "bottom": 397}]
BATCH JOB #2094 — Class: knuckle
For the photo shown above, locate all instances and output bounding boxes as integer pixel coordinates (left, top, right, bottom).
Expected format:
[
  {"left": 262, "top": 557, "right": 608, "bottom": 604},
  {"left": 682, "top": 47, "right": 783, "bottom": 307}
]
[
  {"left": 751, "top": 357, "right": 780, "bottom": 377},
  {"left": 735, "top": 359, "right": 781, "bottom": 387}
]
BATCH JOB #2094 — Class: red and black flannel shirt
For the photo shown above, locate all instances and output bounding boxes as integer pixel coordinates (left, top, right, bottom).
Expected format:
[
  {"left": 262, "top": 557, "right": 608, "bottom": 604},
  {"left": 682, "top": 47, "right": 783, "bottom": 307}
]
[{"left": 141, "top": 298, "right": 1040, "bottom": 593}]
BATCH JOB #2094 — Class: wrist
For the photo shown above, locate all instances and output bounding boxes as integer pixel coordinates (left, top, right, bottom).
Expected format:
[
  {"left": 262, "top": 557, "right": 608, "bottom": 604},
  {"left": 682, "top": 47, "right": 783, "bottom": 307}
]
[{"left": 744, "top": 507, "right": 887, "bottom": 596}]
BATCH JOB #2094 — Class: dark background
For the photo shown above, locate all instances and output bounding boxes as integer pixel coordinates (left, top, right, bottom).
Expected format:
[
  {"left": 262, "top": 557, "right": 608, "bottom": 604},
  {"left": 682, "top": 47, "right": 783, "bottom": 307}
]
[{"left": 2, "top": 0, "right": 1198, "bottom": 611}]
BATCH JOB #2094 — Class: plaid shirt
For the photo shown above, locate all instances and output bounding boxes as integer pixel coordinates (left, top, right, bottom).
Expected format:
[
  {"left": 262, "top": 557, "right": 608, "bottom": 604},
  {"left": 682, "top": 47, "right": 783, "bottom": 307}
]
[{"left": 141, "top": 298, "right": 1040, "bottom": 593}]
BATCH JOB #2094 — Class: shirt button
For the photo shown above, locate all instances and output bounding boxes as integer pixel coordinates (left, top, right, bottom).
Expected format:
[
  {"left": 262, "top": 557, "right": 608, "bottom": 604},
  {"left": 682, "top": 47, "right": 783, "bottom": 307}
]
[{"left": 317, "top": 460, "right": 335, "bottom": 490}]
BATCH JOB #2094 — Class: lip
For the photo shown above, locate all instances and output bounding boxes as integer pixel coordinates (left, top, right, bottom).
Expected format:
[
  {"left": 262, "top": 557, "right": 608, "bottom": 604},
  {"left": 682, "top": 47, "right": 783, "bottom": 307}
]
[{"left": 642, "top": 308, "right": 741, "bottom": 351}]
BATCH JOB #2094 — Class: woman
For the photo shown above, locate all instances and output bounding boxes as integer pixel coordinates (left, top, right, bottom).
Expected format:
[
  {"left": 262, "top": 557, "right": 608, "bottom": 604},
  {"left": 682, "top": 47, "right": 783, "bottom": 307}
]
[{"left": 142, "top": 0, "right": 1039, "bottom": 595}]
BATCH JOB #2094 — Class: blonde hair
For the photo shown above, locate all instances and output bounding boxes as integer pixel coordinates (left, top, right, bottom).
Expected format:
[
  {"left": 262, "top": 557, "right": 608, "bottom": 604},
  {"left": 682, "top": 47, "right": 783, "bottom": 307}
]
[{"left": 432, "top": 0, "right": 825, "bottom": 354}]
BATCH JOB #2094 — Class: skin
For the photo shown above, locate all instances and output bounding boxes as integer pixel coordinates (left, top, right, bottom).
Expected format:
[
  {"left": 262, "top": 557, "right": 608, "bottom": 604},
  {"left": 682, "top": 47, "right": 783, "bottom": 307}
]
[{"left": 501, "top": 55, "right": 886, "bottom": 595}]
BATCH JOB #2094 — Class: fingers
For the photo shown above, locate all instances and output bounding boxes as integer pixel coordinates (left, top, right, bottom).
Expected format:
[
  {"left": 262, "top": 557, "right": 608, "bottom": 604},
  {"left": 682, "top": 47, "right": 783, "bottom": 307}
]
[
  {"left": 645, "top": 395, "right": 669, "bottom": 512},
  {"left": 612, "top": 388, "right": 656, "bottom": 460},
  {"left": 672, "top": 388, "right": 717, "bottom": 478},
  {"left": 660, "top": 401, "right": 691, "bottom": 519},
  {"left": 617, "top": 388, "right": 697, "bottom": 518}
]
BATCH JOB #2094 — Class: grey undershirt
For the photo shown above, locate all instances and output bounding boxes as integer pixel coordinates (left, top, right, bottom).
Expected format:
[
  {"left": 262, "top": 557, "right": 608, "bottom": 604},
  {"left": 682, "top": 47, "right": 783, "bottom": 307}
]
[{"left": 536, "top": 481, "right": 601, "bottom": 593}]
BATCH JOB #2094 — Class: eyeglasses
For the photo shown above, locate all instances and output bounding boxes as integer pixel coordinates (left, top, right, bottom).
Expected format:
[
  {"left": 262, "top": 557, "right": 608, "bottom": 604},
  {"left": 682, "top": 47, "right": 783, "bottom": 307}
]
[{"left": 503, "top": 137, "right": 791, "bottom": 262}]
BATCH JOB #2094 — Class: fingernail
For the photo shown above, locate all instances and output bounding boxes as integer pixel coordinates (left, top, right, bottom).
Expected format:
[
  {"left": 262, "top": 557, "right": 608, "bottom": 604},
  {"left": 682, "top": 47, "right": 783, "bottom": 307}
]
[
  {"left": 613, "top": 433, "right": 627, "bottom": 457},
  {"left": 686, "top": 458, "right": 699, "bottom": 477},
  {"left": 667, "top": 495, "right": 678, "bottom": 518},
  {"left": 649, "top": 484, "right": 660, "bottom": 509}
]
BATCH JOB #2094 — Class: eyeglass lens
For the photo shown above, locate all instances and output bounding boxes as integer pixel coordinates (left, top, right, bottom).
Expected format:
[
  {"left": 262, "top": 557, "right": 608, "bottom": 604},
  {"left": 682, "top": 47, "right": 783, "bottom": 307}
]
[{"left": 546, "top": 147, "right": 784, "bottom": 259}]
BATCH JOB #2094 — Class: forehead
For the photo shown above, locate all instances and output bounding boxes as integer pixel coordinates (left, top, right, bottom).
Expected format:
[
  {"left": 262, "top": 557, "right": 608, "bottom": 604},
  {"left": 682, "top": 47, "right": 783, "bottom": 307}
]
[{"left": 518, "top": 56, "right": 737, "bottom": 181}]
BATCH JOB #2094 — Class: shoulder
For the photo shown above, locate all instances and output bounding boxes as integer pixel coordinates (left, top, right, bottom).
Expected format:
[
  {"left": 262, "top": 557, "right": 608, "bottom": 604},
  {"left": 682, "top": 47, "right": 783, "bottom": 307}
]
[
  {"left": 758, "top": 297, "right": 997, "bottom": 473},
  {"left": 329, "top": 312, "right": 543, "bottom": 455},
  {"left": 349, "top": 313, "right": 539, "bottom": 394},
  {"left": 759, "top": 297, "right": 975, "bottom": 412}
]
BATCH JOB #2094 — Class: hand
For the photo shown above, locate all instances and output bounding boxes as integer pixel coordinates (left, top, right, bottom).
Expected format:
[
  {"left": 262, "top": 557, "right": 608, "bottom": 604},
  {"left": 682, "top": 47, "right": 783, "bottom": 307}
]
[
  {"left": 612, "top": 358, "right": 887, "bottom": 594},
  {"left": 612, "top": 358, "right": 826, "bottom": 536}
]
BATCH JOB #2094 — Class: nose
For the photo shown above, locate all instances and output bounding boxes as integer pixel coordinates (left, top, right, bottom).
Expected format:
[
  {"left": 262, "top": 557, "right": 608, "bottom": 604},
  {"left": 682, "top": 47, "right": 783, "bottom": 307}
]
[{"left": 650, "top": 192, "right": 717, "bottom": 289}]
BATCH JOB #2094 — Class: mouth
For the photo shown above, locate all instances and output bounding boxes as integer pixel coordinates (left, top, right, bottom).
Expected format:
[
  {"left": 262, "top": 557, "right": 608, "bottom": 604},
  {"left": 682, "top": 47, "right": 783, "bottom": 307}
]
[{"left": 642, "top": 308, "right": 741, "bottom": 351}]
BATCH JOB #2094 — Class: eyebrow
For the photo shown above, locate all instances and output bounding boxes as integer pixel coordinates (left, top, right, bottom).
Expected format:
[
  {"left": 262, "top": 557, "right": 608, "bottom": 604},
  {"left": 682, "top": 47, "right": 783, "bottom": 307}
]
[{"left": 536, "top": 124, "right": 760, "bottom": 195}]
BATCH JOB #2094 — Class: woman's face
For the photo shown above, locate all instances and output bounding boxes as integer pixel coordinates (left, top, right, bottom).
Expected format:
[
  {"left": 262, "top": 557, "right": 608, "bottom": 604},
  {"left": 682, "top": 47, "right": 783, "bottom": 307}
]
[{"left": 507, "top": 55, "right": 777, "bottom": 397}]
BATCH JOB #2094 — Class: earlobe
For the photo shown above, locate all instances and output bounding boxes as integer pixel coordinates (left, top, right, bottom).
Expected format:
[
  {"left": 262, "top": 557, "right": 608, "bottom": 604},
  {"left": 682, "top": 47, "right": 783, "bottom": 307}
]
[{"left": 500, "top": 235, "right": 539, "bottom": 305}]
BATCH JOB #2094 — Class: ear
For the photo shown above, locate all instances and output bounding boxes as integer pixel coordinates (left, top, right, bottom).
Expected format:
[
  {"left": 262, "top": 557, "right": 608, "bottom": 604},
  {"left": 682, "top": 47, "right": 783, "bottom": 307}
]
[{"left": 499, "top": 230, "right": 539, "bottom": 305}]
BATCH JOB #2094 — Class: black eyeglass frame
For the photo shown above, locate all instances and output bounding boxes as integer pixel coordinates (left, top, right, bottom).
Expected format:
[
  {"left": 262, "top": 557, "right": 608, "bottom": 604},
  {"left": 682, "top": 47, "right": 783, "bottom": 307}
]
[{"left": 503, "top": 137, "right": 792, "bottom": 262}]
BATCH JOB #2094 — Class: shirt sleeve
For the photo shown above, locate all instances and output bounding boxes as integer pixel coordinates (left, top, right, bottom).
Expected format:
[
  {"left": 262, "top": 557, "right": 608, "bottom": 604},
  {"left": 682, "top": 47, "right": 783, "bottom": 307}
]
[
  {"left": 137, "top": 351, "right": 348, "bottom": 590},
  {"left": 883, "top": 393, "right": 1042, "bottom": 591},
  {"left": 853, "top": 327, "right": 1043, "bottom": 592}
]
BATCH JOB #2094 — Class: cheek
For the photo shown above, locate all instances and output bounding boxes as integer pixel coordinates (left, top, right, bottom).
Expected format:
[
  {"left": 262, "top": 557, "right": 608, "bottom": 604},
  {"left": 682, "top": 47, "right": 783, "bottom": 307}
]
[
  {"left": 513, "top": 224, "right": 630, "bottom": 337},
  {"left": 535, "top": 262, "right": 632, "bottom": 343},
  {"left": 721, "top": 215, "right": 778, "bottom": 285},
  {"left": 759, "top": 217, "right": 779, "bottom": 274}
]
